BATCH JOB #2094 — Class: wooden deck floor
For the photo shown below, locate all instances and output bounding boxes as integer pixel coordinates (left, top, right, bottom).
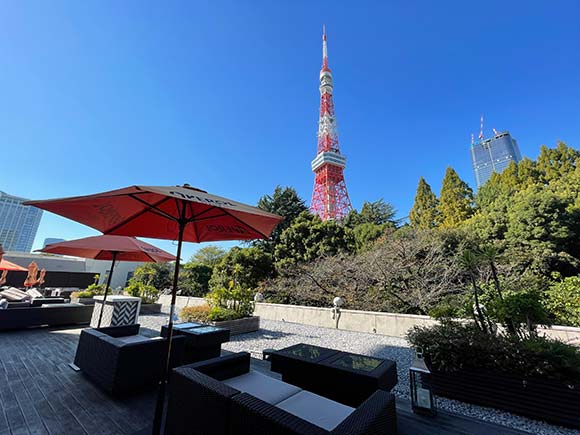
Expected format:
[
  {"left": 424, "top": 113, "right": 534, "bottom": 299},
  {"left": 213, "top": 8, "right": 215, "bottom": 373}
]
[{"left": 0, "top": 326, "right": 527, "bottom": 435}]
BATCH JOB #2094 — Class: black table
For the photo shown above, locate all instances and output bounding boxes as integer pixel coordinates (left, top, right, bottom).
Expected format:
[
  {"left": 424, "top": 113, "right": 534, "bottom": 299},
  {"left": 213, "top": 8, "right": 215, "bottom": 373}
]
[
  {"left": 162, "top": 323, "right": 230, "bottom": 363},
  {"left": 270, "top": 343, "right": 398, "bottom": 407}
]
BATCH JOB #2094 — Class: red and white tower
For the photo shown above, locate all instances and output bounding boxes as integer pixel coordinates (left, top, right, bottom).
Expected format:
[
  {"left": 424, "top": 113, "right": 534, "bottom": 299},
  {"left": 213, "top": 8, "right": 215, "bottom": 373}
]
[{"left": 310, "top": 27, "right": 352, "bottom": 220}]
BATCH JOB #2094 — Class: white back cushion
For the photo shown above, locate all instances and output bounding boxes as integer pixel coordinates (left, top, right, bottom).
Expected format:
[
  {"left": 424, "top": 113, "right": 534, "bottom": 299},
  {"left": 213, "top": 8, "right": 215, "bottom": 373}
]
[{"left": 223, "top": 370, "right": 302, "bottom": 405}]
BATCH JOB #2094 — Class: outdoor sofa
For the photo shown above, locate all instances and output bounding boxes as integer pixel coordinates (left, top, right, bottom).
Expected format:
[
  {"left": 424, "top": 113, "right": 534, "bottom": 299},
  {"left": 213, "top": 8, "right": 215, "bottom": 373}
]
[
  {"left": 0, "top": 302, "right": 93, "bottom": 331},
  {"left": 74, "top": 324, "right": 186, "bottom": 396},
  {"left": 164, "top": 352, "right": 397, "bottom": 435}
]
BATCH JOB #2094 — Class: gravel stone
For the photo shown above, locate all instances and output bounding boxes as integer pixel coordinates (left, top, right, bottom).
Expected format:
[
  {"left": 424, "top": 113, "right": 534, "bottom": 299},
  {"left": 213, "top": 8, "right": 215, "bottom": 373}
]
[{"left": 140, "top": 313, "right": 580, "bottom": 435}]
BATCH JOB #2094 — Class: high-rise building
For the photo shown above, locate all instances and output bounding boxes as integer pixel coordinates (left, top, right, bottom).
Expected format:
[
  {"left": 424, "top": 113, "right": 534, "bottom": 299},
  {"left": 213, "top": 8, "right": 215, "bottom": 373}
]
[
  {"left": 0, "top": 191, "right": 43, "bottom": 252},
  {"left": 310, "top": 27, "right": 352, "bottom": 220},
  {"left": 470, "top": 130, "right": 522, "bottom": 188}
]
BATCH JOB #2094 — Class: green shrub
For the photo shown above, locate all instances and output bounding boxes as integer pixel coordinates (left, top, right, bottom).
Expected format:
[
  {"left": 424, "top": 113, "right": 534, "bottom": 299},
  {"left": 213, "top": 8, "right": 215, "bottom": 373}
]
[
  {"left": 86, "top": 283, "right": 106, "bottom": 295},
  {"left": 180, "top": 305, "right": 211, "bottom": 322},
  {"left": 407, "top": 320, "right": 580, "bottom": 384},
  {"left": 205, "top": 281, "right": 254, "bottom": 319},
  {"left": 208, "top": 306, "right": 243, "bottom": 321},
  {"left": 124, "top": 279, "right": 160, "bottom": 304},
  {"left": 487, "top": 289, "right": 551, "bottom": 336},
  {"left": 544, "top": 276, "right": 580, "bottom": 327},
  {"left": 71, "top": 290, "right": 95, "bottom": 299}
]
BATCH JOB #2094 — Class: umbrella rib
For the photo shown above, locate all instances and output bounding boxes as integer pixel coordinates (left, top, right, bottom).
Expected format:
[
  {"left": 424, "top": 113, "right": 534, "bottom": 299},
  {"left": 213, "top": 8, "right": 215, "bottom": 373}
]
[
  {"left": 218, "top": 208, "right": 270, "bottom": 238},
  {"left": 105, "top": 196, "right": 173, "bottom": 234}
]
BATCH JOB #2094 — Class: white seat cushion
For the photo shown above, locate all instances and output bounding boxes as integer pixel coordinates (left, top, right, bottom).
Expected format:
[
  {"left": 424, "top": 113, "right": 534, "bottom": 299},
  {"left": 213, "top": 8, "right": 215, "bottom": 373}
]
[
  {"left": 116, "top": 335, "right": 154, "bottom": 344},
  {"left": 223, "top": 370, "right": 302, "bottom": 405},
  {"left": 276, "top": 391, "right": 355, "bottom": 431}
]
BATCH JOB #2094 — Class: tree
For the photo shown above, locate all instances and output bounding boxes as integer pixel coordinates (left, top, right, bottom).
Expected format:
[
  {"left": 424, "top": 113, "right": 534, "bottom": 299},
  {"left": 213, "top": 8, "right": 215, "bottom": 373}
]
[
  {"left": 132, "top": 262, "right": 173, "bottom": 290},
  {"left": 274, "top": 212, "right": 355, "bottom": 268},
  {"left": 190, "top": 245, "right": 226, "bottom": 267},
  {"left": 178, "top": 262, "right": 213, "bottom": 296},
  {"left": 255, "top": 186, "right": 309, "bottom": 252},
  {"left": 345, "top": 199, "right": 397, "bottom": 227},
  {"left": 536, "top": 142, "right": 579, "bottom": 183},
  {"left": 209, "top": 247, "right": 274, "bottom": 291},
  {"left": 353, "top": 223, "right": 385, "bottom": 252},
  {"left": 409, "top": 177, "right": 439, "bottom": 229},
  {"left": 438, "top": 167, "right": 474, "bottom": 228}
]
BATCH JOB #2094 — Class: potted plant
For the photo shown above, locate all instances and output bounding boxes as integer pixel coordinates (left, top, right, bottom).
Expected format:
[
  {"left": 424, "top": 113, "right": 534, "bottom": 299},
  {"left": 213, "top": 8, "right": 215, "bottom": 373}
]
[
  {"left": 70, "top": 283, "right": 106, "bottom": 305},
  {"left": 180, "top": 281, "right": 259, "bottom": 335},
  {"left": 407, "top": 320, "right": 580, "bottom": 428},
  {"left": 124, "top": 279, "right": 161, "bottom": 314}
]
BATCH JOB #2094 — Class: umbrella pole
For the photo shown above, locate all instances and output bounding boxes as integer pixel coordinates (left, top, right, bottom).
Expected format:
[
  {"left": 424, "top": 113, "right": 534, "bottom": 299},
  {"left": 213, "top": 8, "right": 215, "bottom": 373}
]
[
  {"left": 97, "top": 251, "right": 117, "bottom": 328},
  {"left": 152, "top": 222, "right": 185, "bottom": 435}
]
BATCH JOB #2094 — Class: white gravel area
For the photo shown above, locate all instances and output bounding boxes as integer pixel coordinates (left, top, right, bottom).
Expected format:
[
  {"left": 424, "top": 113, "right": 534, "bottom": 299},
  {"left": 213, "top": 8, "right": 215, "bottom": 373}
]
[{"left": 140, "top": 314, "right": 580, "bottom": 435}]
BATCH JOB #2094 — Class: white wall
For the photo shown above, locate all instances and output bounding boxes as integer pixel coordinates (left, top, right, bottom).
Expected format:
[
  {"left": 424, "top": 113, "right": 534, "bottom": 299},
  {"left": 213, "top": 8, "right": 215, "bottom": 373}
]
[{"left": 157, "top": 295, "right": 580, "bottom": 345}]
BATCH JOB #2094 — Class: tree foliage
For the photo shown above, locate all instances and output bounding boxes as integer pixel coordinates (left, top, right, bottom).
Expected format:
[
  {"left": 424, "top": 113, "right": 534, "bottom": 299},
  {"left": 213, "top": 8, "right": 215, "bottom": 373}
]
[
  {"left": 409, "top": 177, "right": 439, "bottom": 229},
  {"left": 255, "top": 186, "right": 309, "bottom": 252},
  {"left": 210, "top": 246, "right": 274, "bottom": 291},
  {"left": 438, "top": 167, "right": 473, "bottom": 228},
  {"left": 274, "top": 212, "right": 355, "bottom": 268},
  {"left": 189, "top": 245, "right": 227, "bottom": 267},
  {"left": 132, "top": 262, "right": 173, "bottom": 290}
]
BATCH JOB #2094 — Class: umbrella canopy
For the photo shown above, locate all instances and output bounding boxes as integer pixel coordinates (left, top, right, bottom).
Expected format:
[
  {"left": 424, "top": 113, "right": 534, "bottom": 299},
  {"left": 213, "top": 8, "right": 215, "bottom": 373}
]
[
  {"left": 0, "top": 259, "right": 27, "bottom": 271},
  {"left": 24, "top": 184, "right": 282, "bottom": 243},
  {"left": 38, "top": 235, "right": 176, "bottom": 262},
  {"left": 25, "top": 184, "right": 282, "bottom": 434}
]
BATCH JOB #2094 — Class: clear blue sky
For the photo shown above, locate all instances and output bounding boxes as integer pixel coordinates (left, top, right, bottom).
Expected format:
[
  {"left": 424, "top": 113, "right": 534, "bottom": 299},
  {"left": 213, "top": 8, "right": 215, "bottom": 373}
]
[{"left": 2, "top": 1, "right": 579, "bottom": 260}]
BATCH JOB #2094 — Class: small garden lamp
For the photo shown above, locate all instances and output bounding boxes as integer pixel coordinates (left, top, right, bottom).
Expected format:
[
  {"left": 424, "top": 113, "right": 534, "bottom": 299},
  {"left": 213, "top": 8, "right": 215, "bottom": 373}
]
[{"left": 409, "top": 347, "right": 436, "bottom": 416}]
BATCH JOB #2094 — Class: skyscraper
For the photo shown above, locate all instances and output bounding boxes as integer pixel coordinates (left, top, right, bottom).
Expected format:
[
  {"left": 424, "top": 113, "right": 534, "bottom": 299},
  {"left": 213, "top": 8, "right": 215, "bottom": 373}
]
[
  {"left": 310, "top": 27, "right": 352, "bottom": 220},
  {"left": 470, "top": 130, "right": 522, "bottom": 188},
  {"left": 0, "top": 191, "right": 43, "bottom": 252}
]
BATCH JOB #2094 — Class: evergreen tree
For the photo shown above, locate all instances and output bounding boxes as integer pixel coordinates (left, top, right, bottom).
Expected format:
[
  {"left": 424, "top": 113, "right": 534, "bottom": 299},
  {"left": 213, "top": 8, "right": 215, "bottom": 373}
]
[
  {"left": 255, "top": 186, "right": 309, "bottom": 252},
  {"left": 438, "top": 167, "right": 473, "bottom": 228},
  {"left": 409, "top": 177, "right": 439, "bottom": 229}
]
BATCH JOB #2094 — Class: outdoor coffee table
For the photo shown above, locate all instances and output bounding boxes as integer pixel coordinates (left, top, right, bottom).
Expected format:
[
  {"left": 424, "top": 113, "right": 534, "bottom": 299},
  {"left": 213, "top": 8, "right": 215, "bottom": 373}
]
[
  {"left": 270, "top": 343, "right": 397, "bottom": 407},
  {"left": 162, "top": 323, "right": 230, "bottom": 363}
]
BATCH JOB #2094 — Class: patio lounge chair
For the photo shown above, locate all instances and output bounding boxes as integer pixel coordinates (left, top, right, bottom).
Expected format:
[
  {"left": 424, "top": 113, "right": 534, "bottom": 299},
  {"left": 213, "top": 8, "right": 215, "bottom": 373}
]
[
  {"left": 164, "top": 352, "right": 397, "bottom": 435},
  {"left": 74, "top": 324, "right": 186, "bottom": 396},
  {"left": 0, "top": 302, "right": 93, "bottom": 331}
]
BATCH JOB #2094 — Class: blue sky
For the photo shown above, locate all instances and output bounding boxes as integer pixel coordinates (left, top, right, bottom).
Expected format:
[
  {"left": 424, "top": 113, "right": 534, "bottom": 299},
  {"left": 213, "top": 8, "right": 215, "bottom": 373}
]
[{"left": 1, "top": 1, "right": 579, "bottom": 260}]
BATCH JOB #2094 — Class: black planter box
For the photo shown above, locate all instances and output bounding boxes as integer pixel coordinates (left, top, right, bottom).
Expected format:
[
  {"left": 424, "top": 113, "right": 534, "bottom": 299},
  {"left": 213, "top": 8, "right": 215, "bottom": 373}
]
[{"left": 431, "top": 368, "right": 580, "bottom": 429}]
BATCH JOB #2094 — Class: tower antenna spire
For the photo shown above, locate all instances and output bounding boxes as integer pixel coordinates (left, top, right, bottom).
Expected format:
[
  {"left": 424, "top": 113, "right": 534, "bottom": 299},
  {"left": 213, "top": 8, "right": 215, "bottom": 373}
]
[
  {"left": 322, "top": 24, "right": 329, "bottom": 71},
  {"left": 479, "top": 114, "right": 484, "bottom": 141}
]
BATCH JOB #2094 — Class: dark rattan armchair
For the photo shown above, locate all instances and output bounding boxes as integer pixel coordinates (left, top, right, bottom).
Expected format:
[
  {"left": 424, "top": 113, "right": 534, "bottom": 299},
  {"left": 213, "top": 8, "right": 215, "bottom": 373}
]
[{"left": 74, "top": 324, "right": 185, "bottom": 396}]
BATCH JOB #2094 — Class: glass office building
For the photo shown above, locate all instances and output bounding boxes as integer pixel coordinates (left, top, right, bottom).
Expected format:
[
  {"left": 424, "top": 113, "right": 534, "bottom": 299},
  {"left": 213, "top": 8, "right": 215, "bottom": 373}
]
[
  {"left": 0, "top": 191, "right": 43, "bottom": 252},
  {"left": 470, "top": 132, "right": 522, "bottom": 188}
]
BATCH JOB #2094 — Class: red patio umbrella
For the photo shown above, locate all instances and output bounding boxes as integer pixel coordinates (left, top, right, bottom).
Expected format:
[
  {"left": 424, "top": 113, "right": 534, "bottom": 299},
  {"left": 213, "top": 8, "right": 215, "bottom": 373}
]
[
  {"left": 25, "top": 184, "right": 282, "bottom": 433},
  {"left": 0, "top": 259, "right": 27, "bottom": 271},
  {"left": 38, "top": 235, "right": 176, "bottom": 327}
]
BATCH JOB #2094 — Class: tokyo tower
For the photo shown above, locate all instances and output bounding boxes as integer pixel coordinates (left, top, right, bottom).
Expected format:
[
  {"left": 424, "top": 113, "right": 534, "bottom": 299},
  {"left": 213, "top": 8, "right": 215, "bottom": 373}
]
[{"left": 310, "top": 27, "right": 352, "bottom": 220}]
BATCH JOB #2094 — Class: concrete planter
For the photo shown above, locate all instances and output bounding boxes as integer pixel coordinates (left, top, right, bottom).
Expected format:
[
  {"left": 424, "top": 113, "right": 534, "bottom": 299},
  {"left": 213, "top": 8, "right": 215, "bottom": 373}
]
[
  {"left": 71, "top": 297, "right": 95, "bottom": 305},
  {"left": 431, "top": 368, "right": 580, "bottom": 429},
  {"left": 210, "top": 316, "right": 260, "bottom": 335},
  {"left": 139, "top": 303, "right": 162, "bottom": 314}
]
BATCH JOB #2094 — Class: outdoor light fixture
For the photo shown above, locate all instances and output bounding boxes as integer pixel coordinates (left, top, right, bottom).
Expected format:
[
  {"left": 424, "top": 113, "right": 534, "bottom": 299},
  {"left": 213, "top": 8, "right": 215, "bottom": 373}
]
[
  {"left": 331, "top": 296, "right": 344, "bottom": 329},
  {"left": 409, "top": 347, "right": 436, "bottom": 416}
]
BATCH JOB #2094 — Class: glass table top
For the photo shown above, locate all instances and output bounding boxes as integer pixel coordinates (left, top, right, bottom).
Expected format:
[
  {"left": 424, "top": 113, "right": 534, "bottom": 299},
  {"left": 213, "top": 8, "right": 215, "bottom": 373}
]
[
  {"left": 185, "top": 325, "right": 224, "bottom": 334},
  {"left": 279, "top": 343, "right": 335, "bottom": 361},
  {"left": 328, "top": 353, "right": 384, "bottom": 372},
  {"left": 174, "top": 322, "right": 203, "bottom": 329}
]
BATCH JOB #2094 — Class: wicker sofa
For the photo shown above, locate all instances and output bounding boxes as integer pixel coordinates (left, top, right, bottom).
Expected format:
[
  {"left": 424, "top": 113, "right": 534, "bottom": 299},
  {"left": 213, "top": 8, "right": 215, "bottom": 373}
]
[
  {"left": 0, "top": 303, "right": 93, "bottom": 331},
  {"left": 74, "top": 324, "right": 186, "bottom": 396},
  {"left": 165, "top": 352, "right": 397, "bottom": 435}
]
